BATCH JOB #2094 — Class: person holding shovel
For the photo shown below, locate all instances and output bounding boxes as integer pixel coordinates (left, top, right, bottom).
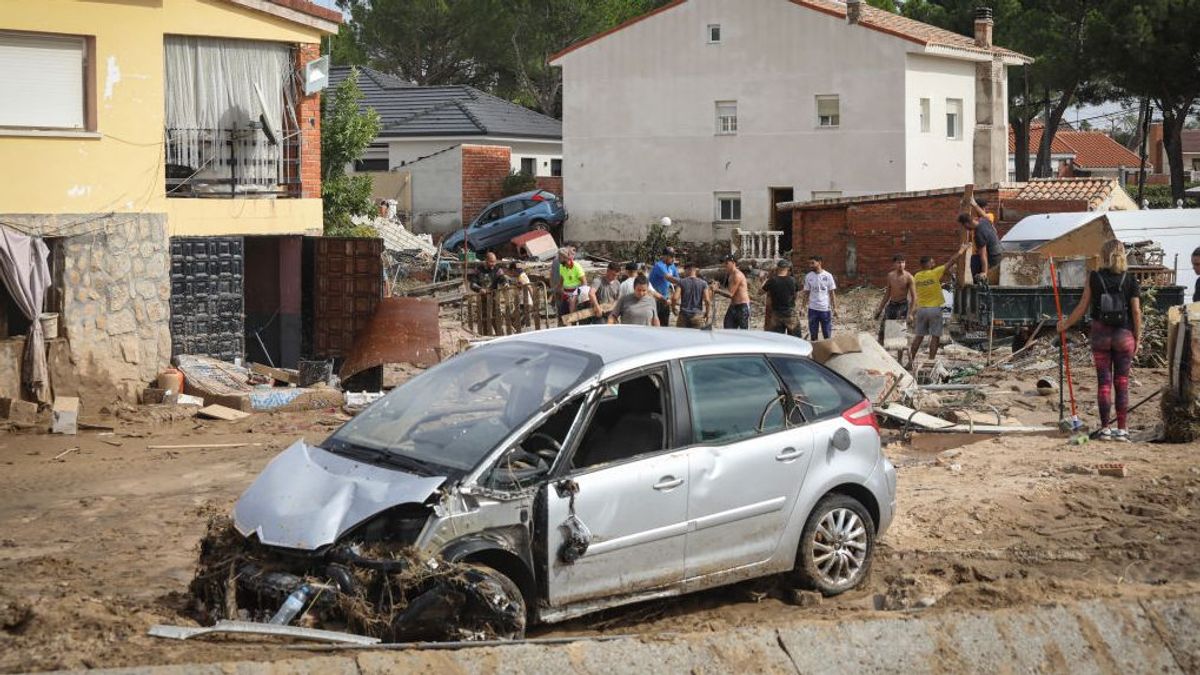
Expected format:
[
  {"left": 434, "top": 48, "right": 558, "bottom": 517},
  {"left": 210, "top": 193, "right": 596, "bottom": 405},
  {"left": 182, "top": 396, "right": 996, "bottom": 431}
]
[{"left": 1057, "top": 239, "right": 1142, "bottom": 442}]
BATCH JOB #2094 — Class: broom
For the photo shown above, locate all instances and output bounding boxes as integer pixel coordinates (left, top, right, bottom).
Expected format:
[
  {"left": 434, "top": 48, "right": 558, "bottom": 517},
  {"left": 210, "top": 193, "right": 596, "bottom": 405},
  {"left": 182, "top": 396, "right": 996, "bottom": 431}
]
[{"left": 1049, "top": 258, "right": 1085, "bottom": 438}]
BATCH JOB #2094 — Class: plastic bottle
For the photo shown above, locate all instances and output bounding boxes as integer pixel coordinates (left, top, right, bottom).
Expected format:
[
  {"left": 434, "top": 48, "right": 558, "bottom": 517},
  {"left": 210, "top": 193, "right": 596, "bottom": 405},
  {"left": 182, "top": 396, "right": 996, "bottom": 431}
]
[{"left": 269, "top": 585, "right": 311, "bottom": 625}]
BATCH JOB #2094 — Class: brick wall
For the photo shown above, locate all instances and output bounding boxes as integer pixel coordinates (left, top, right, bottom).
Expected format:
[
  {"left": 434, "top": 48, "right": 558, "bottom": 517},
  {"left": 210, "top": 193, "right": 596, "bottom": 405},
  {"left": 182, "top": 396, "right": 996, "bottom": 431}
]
[
  {"left": 297, "top": 43, "right": 322, "bottom": 199},
  {"left": 461, "top": 144, "right": 511, "bottom": 223},
  {"left": 791, "top": 189, "right": 1012, "bottom": 287},
  {"left": 535, "top": 176, "right": 564, "bottom": 198}
]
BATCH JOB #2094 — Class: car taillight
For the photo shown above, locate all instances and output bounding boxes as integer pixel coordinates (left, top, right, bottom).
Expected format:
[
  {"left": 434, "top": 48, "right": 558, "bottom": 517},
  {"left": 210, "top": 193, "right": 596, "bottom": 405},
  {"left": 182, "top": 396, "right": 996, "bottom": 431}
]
[
  {"left": 842, "top": 399, "right": 879, "bottom": 433},
  {"left": 531, "top": 193, "right": 545, "bottom": 202}
]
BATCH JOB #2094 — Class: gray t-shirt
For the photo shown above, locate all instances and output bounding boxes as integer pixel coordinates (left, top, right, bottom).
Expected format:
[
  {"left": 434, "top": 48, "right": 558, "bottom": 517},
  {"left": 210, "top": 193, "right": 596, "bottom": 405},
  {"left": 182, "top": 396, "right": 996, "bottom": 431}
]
[
  {"left": 678, "top": 276, "right": 709, "bottom": 316},
  {"left": 591, "top": 276, "right": 622, "bottom": 305},
  {"left": 611, "top": 294, "right": 657, "bottom": 325},
  {"left": 974, "top": 218, "right": 1002, "bottom": 262}
]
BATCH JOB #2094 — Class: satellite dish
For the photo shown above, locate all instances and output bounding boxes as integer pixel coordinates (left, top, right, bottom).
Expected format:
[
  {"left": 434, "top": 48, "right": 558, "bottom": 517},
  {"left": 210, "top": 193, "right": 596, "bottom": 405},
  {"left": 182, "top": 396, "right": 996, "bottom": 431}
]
[
  {"left": 304, "top": 55, "right": 330, "bottom": 95},
  {"left": 253, "top": 82, "right": 278, "bottom": 145}
]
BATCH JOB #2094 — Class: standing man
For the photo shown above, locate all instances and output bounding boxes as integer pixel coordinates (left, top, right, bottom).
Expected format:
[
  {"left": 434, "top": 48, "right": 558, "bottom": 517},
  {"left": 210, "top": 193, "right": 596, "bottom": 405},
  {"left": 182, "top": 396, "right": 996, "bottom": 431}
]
[
  {"left": 618, "top": 262, "right": 640, "bottom": 298},
  {"left": 673, "top": 262, "right": 712, "bottom": 328},
  {"left": 960, "top": 212, "right": 1002, "bottom": 284},
  {"left": 722, "top": 255, "right": 751, "bottom": 330},
  {"left": 1192, "top": 246, "right": 1199, "bottom": 302},
  {"left": 762, "top": 259, "right": 800, "bottom": 335},
  {"left": 649, "top": 247, "right": 680, "bottom": 327},
  {"left": 908, "top": 244, "right": 970, "bottom": 367},
  {"left": 555, "top": 247, "right": 587, "bottom": 316},
  {"left": 468, "top": 251, "right": 510, "bottom": 292},
  {"left": 874, "top": 254, "right": 916, "bottom": 344},
  {"left": 589, "top": 262, "right": 623, "bottom": 322},
  {"left": 802, "top": 255, "right": 837, "bottom": 341},
  {"left": 608, "top": 275, "right": 660, "bottom": 326}
]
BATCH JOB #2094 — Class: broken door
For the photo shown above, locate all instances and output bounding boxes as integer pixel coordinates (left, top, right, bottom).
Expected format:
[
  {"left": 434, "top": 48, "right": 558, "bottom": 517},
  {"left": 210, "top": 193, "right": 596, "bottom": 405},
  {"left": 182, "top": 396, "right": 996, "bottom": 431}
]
[{"left": 308, "top": 237, "right": 383, "bottom": 359}]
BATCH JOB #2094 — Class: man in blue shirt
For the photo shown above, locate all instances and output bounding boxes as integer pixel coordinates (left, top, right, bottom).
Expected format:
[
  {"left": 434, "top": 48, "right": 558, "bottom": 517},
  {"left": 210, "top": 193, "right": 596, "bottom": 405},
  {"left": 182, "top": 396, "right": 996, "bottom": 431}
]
[{"left": 648, "top": 247, "right": 680, "bottom": 327}]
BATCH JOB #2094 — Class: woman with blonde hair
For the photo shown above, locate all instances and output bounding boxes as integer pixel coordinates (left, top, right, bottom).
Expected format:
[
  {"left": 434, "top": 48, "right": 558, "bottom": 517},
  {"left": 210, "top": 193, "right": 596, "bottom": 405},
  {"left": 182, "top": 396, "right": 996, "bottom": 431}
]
[{"left": 1058, "top": 239, "right": 1142, "bottom": 441}]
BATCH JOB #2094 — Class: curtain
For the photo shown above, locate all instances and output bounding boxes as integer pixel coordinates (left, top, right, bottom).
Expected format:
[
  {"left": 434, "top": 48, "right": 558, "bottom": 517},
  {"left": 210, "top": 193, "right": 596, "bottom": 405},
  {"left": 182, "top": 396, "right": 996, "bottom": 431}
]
[
  {"left": 0, "top": 227, "right": 51, "bottom": 404},
  {"left": 164, "top": 36, "right": 292, "bottom": 188}
]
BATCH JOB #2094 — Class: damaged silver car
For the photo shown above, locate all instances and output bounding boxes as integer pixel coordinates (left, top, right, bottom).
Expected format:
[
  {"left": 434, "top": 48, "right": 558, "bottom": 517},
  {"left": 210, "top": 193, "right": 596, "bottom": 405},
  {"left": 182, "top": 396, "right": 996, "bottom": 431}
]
[{"left": 192, "top": 326, "right": 896, "bottom": 641}]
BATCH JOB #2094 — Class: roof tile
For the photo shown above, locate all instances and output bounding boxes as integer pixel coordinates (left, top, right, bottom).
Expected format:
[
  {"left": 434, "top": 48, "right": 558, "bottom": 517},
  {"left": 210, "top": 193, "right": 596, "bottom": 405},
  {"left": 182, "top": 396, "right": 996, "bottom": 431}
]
[{"left": 1008, "top": 126, "right": 1143, "bottom": 169}]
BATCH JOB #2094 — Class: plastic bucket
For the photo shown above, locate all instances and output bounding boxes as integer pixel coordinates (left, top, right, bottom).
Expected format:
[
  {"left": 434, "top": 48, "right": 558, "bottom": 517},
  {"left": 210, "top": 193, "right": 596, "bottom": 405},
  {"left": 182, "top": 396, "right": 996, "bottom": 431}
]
[{"left": 39, "top": 313, "right": 58, "bottom": 339}]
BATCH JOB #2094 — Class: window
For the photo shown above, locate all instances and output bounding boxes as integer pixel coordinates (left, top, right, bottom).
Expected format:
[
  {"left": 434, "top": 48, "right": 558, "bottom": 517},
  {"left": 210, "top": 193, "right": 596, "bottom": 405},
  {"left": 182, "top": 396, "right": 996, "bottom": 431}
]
[
  {"left": 817, "top": 95, "right": 840, "bottom": 127},
  {"left": 812, "top": 191, "right": 842, "bottom": 200},
  {"left": 683, "top": 357, "right": 785, "bottom": 444},
  {"left": 715, "top": 193, "right": 741, "bottom": 221},
  {"left": 551, "top": 158, "right": 563, "bottom": 177},
  {"left": 716, "top": 101, "right": 737, "bottom": 135},
  {"left": 919, "top": 98, "right": 930, "bottom": 133},
  {"left": 0, "top": 32, "right": 91, "bottom": 131},
  {"left": 520, "top": 157, "right": 536, "bottom": 176},
  {"left": 487, "top": 396, "right": 585, "bottom": 489},
  {"left": 501, "top": 200, "right": 527, "bottom": 217},
  {"left": 946, "top": 98, "right": 963, "bottom": 139},
  {"left": 572, "top": 373, "right": 669, "bottom": 469},
  {"left": 353, "top": 158, "right": 389, "bottom": 172},
  {"left": 708, "top": 24, "right": 722, "bottom": 43},
  {"left": 1192, "top": 158, "right": 1200, "bottom": 171},
  {"left": 769, "top": 357, "right": 862, "bottom": 423}
]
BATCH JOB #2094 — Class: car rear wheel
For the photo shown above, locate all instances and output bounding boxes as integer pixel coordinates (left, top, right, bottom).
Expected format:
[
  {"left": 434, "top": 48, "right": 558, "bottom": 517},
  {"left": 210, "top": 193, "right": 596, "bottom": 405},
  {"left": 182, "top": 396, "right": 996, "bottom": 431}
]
[
  {"left": 531, "top": 219, "right": 548, "bottom": 232},
  {"left": 792, "top": 494, "right": 875, "bottom": 596}
]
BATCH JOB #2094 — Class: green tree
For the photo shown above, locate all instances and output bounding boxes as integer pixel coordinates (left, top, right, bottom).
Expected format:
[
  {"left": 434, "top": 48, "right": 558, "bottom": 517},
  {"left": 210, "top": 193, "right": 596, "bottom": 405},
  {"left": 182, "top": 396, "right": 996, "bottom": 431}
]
[
  {"left": 321, "top": 68, "right": 381, "bottom": 234},
  {"left": 1093, "top": 0, "right": 1200, "bottom": 203}
]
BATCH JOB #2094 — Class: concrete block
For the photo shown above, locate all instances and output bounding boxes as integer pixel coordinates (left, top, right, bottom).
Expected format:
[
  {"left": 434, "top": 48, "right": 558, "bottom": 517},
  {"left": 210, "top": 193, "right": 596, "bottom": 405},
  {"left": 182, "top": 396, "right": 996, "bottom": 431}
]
[
  {"left": 51, "top": 396, "right": 79, "bottom": 435},
  {"left": 0, "top": 397, "right": 38, "bottom": 425}
]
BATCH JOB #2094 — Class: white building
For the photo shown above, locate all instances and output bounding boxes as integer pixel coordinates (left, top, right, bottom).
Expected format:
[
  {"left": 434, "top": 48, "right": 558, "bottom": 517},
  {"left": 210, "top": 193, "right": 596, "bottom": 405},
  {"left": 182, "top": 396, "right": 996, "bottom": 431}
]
[{"left": 550, "top": 0, "right": 1030, "bottom": 242}]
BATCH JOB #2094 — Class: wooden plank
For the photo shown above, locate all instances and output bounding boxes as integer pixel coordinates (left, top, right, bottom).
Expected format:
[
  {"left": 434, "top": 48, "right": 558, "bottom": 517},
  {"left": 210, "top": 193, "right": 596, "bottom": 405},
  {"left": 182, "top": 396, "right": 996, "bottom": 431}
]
[
  {"left": 196, "top": 404, "right": 251, "bottom": 421},
  {"left": 878, "top": 403, "right": 956, "bottom": 429},
  {"left": 148, "top": 443, "right": 263, "bottom": 450},
  {"left": 559, "top": 302, "right": 615, "bottom": 326},
  {"left": 249, "top": 363, "right": 298, "bottom": 385}
]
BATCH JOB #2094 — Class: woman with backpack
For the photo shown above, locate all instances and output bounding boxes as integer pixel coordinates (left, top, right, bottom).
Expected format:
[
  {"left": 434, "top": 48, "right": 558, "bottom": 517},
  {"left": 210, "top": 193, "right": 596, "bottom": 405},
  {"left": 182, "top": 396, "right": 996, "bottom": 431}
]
[{"left": 1057, "top": 239, "right": 1142, "bottom": 441}]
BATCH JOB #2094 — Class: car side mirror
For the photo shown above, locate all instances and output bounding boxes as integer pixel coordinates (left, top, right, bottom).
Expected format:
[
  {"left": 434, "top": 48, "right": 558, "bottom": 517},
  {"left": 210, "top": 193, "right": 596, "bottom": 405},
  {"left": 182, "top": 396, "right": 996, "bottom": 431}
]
[{"left": 830, "top": 427, "right": 852, "bottom": 451}]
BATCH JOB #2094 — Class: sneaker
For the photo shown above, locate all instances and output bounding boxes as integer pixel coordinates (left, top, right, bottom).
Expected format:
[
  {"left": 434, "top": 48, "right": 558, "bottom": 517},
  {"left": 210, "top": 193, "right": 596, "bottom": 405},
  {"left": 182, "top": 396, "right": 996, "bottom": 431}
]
[
  {"left": 1112, "top": 429, "right": 1131, "bottom": 443},
  {"left": 1097, "top": 428, "right": 1114, "bottom": 441}
]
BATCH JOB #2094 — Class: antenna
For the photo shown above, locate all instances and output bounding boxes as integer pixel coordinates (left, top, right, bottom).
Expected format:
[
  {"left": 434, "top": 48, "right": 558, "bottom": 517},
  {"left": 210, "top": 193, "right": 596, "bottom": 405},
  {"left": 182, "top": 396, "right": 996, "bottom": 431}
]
[{"left": 304, "top": 55, "right": 330, "bottom": 96}]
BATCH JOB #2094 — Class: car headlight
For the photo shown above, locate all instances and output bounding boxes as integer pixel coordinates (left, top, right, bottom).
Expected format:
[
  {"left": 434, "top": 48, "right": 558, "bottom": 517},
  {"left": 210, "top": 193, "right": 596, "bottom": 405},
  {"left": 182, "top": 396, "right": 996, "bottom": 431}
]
[{"left": 343, "top": 504, "right": 430, "bottom": 546}]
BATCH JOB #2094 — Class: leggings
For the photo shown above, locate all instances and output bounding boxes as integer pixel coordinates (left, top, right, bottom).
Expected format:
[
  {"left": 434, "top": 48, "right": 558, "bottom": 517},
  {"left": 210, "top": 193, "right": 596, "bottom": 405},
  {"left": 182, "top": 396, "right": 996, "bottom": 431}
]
[{"left": 1089, "top": 320, "right": 1135, "bottom": 429}]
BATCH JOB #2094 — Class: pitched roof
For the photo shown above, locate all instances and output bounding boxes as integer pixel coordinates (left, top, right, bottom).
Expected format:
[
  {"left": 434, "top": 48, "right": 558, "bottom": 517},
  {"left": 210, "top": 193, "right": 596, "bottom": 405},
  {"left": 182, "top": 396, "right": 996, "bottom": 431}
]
[
  {"left": 1008, "top": 126, "right": 1142, "bottom": 169},
  {"left": 551, "top": 0, "right": 1030, "bottom": 64},
  {"left": 1010, "top": 178, "right": 1126, "bottom": 209},
  {"left": 265, "top": 0, "right": 341, "bottom": 23},
  {"left": 1183, "top": 129, "right": 1200, "bottom": 154},
  {"left": 328, "top": 66, "right": 562, "bottom": 140},
  {"left": 221, "top": 0, "right": 341, "bottom": 31}
]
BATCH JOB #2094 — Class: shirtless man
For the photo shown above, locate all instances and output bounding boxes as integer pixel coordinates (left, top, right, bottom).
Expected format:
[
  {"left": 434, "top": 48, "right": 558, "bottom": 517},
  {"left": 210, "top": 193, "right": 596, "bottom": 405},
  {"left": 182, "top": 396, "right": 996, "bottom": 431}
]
[
  {"left": 874, "top": 254, "right": 916, "bottom": 344},
  {"left": 722, "top": 255, "right": 751, "bottom": 329}
]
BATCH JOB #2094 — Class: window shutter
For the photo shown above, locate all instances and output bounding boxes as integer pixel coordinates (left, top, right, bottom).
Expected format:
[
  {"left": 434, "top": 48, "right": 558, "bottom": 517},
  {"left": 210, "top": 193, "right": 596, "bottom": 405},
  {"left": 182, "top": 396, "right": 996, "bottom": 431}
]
[{"left": 0, "top": 33, "right": 85, "bottom": 129}]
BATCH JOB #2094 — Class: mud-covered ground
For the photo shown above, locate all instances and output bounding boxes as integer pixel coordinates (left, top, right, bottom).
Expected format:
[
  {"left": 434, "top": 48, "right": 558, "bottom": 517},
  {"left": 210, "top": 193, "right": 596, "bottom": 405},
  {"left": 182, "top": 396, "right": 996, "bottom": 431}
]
[{"left": 2, "top": 292, "right": 1199, "bottom": 672}]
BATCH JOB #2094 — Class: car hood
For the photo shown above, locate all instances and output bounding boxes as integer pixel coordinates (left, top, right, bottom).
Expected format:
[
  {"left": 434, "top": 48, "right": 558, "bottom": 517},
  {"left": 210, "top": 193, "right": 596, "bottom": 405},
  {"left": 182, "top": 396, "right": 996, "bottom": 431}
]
[{"left": 233, "top": 440, "right": 447, "bottom": 550}]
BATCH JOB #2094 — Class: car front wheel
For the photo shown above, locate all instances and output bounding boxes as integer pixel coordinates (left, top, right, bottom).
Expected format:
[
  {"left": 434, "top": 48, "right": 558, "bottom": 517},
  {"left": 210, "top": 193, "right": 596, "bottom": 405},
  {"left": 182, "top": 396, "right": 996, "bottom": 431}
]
[{"left": 792, "top": 493, "right": 875, "bottom": 596}]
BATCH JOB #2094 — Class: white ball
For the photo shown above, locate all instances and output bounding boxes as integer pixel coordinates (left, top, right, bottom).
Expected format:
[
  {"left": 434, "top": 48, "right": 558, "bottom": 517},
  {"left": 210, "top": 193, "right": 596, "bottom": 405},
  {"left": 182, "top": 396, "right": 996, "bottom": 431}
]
[{"left": 660, "top": 216, "right": 672, "bottom": 228}]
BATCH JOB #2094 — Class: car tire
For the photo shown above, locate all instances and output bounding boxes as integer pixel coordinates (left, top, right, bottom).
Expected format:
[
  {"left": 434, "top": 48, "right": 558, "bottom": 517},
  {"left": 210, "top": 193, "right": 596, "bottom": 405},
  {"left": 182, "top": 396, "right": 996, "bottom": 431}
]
[
  {"left": 792, "top": 493, "right": 875, "bottom": 596},
  {"left": 459, "top": 563, "right": 527, "bottom": 639},
  {"left": 531, "top": 219, "right": 548, "bottom": 232}
]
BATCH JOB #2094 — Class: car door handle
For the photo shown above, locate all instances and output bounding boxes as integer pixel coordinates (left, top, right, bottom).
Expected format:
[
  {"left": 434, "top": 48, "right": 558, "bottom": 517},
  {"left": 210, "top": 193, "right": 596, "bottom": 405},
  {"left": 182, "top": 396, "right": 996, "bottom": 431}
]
[
  {"left": 653, "top": 476, "right": 684, "bottom": 491},
  {"left": 775, "top": 447, "right": 806, "bottom": 462}
]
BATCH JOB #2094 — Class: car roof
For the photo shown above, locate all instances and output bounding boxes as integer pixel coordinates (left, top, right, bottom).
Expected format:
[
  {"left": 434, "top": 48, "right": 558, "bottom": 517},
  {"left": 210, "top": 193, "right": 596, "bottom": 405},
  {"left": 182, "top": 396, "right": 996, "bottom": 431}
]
[{"left": 491, "top": 325, "right": 814, "bottom": 374}]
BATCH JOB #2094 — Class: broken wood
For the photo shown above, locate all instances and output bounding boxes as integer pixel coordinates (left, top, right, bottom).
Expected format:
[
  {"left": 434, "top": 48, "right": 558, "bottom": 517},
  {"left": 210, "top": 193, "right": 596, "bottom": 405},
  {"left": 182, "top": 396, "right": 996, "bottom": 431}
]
[
  {"left": 52, "top": 446, "right": 79, "bottom": 461},
  {"left": 196, "top": 405, "right": 251, "bottom": 421},
  {"left": 147, "top": 442, "right": 263, "bottom": 450},
  {"left": 249, "top": 363, "right": 298, "bottom": 385},
  {"left": 401, "top": 279, "right": 461, "bottom": 297},
  {"left": 559, "top": 302, "right": 615, "bottom": 326}
]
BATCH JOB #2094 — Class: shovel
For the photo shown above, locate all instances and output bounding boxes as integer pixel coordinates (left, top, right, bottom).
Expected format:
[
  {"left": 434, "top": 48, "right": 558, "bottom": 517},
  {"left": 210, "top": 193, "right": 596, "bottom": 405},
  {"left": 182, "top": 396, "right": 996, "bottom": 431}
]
[{"left": 1049, "top": 258, "right": 1086, "bottom": 440}]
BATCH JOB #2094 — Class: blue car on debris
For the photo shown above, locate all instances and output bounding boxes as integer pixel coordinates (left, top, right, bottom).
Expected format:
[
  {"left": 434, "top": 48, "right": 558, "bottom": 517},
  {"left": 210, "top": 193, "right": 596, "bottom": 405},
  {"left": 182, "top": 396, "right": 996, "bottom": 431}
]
[{"left": 441, "top": 190, "right": 567, "bottom": 253}]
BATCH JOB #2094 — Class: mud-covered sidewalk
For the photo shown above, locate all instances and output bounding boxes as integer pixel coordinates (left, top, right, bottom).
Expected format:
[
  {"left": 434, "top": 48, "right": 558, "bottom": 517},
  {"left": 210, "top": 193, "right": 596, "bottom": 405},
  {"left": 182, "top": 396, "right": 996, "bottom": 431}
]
[{"left": 1, "top": 403, "right": 1198, "bottom": 672}]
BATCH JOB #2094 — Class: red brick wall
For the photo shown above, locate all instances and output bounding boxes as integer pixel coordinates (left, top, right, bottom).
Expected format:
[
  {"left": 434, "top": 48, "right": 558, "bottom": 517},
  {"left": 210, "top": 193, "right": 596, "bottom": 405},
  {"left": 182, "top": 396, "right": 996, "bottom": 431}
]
[
  {"left": 461, "top": 145, "right": 511, "bottom": 223},
  {"left": 297, "top": 43, "right": 322, "bottom": 199},
  {"left": 791, "top": 189, "right": 1013, "bottom": 287},
  {"left": 535, "top": 176, "right": 564, "bottom": 198}
]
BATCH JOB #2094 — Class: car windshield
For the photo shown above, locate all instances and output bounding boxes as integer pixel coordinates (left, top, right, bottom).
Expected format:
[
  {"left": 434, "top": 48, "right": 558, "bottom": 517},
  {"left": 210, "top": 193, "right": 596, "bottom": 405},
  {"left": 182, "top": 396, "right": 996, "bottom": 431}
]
[{"left": 325, "top": 342, "right": 599, "bottom": 474}]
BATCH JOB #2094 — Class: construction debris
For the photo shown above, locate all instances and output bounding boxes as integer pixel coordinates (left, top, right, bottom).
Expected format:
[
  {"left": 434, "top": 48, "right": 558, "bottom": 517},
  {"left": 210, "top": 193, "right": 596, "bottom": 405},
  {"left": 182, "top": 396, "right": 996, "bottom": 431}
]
[
  {"left": 196, "top": 404, "right": 251, "bottom": 421},
  {"left": 339, "top": 297, "right": 441, "bottom": 380},
  {"left": 149, "top": 620, "right": 380, "bottom": 645},
  {"left": 51, "top": 396, "right": 79, "bottom": 435},
  {"left": 0, "top": 397, "right": 38, "bottom": 425}
]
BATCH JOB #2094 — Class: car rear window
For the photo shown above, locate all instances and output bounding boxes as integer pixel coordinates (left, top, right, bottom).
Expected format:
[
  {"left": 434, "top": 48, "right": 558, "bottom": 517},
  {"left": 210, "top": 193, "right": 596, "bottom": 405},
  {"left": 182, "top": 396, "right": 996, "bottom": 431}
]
[{"left": 768, "top": 356, "right": 863, "bottom": 422}]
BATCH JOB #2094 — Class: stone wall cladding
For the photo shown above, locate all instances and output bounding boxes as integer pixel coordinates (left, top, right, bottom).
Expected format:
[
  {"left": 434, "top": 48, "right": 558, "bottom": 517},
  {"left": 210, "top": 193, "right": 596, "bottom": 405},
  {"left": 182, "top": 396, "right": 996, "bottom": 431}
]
[
  {"left": 1, "top": 213, "right": 172, "bottom": 405},
  {"left": 461, "top": 144, "right": 511, "bottom": 224},
  {"left": 297, "top": 43, "right": 323, "bottom": 199}
]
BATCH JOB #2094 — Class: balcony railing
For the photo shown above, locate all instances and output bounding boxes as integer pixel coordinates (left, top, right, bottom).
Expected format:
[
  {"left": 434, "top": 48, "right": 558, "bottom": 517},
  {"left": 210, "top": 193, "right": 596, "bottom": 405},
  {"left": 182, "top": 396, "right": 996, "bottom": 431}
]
[{"left": 165, "top": 125, "right": 301, "bottom": 198}]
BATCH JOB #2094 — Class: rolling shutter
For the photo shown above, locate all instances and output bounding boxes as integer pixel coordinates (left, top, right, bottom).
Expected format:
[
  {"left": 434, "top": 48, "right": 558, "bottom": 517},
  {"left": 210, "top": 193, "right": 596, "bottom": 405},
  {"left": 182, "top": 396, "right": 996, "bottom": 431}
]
[{"left": 0, "top": 32, "right": 85, "bottom": 129}]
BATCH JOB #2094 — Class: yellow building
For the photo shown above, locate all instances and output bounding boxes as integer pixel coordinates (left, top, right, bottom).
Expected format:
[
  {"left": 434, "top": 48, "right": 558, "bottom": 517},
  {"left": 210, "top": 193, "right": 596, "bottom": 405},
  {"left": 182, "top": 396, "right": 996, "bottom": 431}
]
[{"left": 0, "top": 0, "right": 338, "bottom": 404}]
